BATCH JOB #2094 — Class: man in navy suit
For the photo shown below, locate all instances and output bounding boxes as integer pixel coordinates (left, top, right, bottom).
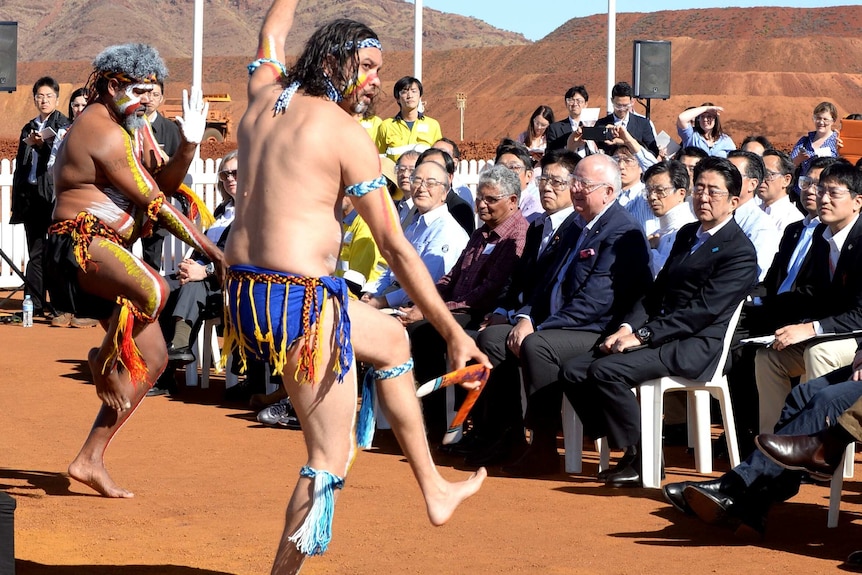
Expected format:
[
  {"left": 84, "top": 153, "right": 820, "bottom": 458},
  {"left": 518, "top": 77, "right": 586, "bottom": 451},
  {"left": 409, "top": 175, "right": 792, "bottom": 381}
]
[
  {"left": 466, "top": 154, "right": 652, "bottom": 471},
  {"left": 562, "top": 156, "right": 759, "bottom": 487},
  {"left": 594, "top": 82, "right": 660, "bottom": 157}
]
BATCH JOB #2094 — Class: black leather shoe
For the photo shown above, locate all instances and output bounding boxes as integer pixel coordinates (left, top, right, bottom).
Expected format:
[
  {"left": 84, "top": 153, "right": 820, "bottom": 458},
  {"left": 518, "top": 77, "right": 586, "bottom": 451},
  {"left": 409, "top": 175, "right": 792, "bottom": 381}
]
[
  {"left": 597, "top": 445, "right": 638, "bottom": 481},
  {"left": 502, "top": 442, "right": 560, "bottom": 477},
  {"left": 663, "top": 482, "right": 697, "bottom": 515},
  {"left": 167, "top": 345, "right": 195, "bottom": 365},
  {"left": 437, "top": 432, "right": 491, "bottom": 457},
  {"left": 604, "top": 463, "right": 642, "bottom": 488},
  {"left": 844, "top": 550, "right": 862, "bottom": 572},
  {"left": 683, "top": 483, "right": 738, "bottom": 525},
  {"left": 755, "top": 433, "right": 839, "bottom": 480}
]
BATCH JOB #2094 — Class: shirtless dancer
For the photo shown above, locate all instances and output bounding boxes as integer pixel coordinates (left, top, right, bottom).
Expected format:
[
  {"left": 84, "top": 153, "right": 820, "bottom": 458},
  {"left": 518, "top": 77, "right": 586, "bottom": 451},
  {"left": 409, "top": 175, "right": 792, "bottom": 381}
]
[
  {"left": 49, "top": 44, "right": 225, "bottom": 498},
  {"left": 222, "top": 1, "right": 488, "bottom": 572}
]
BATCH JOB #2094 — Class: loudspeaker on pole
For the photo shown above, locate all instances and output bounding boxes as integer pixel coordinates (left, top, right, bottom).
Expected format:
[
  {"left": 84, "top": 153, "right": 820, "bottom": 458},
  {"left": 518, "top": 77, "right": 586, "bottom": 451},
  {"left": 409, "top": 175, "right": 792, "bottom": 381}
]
[
  {"left": 0, "top": 22, "right": 17, "bottom": 93},
  {"left": 632, "top": 40, "right": 671, "bottom": 100}
]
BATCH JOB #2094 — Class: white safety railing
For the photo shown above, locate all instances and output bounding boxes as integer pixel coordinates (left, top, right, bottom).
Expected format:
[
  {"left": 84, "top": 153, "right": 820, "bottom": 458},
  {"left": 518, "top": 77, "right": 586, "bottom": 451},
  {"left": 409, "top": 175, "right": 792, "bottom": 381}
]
[{"left": 0, "top": 157, "right": 492, "bottom": 289}]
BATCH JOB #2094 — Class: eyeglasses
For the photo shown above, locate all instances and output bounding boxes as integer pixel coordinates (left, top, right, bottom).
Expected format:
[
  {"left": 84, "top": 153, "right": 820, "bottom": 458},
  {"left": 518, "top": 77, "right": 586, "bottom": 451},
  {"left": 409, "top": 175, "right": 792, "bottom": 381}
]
[
  {"left": 813, "top": 115, "right": 834, "bottom": 125},
  {"left": 399, "top": 88, "right": 420, "bottom": 96},
  {"left": 570, "top": 177, "right": 609, "bottom": 195},
  {"left": 537, "top": 175, "right": 571, "bottom": 191},
  {"left": 612, "top": 156, "right": 637, "bottom": 166},
  {"left": 475, "top": 194, "right": 510, "bottom": 205},
  {"left": 817, "top": 186, "right": 852, "bottom": 200},
  {"left": 501, "top": 163, "right": 525, "bottom": 173},
  {"left": 565, "top": 97, "right": 586, "bottom": 106},
  {"left": 612, "top": 103, "right": 631, "bottom": 111},
  {"left": 218, "top": 169, "right": 238, "bottom": 182},
  {"left": 395, "top": 166, "right": 414, "bottom": 175},
  {"left": 645, "top": 185, "right": 677, "bottom": 199},
  {"left": 764, "top": 170, "right": 785, "bottom": 182},
  {"left": 692, "top": 186, "right": 730, "bottom": 199},
  {"left": 699, "top": 115, "right": 717, "bottom": 122},
  {"left": 34, "top": 94, "right": 56, "bottom": 101},
  {"left": 798, "top": 176, "right": 820, "bottom": 191},
  {"left": 409, "top": 177, "right": 445, "bottom": 189}
]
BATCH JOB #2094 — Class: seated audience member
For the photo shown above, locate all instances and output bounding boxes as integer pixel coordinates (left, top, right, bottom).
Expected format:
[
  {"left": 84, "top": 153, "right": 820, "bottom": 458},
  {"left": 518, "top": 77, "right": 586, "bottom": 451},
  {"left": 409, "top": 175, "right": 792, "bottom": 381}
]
[
  {"left": 740, "top": 134, "right": 773, "bottom": 156},
  {"left": 471, "top": 154, "right": 652, "bottom": 473},
  {"left": 363, "top": 160, "right": 469, "bottom": 308},
  {"left": 336, "top": 195, "right": 387, "bottom": 295},
  {"left": 452, "top": 150, "right": 581, "bottom": 461},
  {"left": 433, "top": 137, "right": 474, "bottom": 206},
  {"left": 613, "top": 123, "right": 659, "bottom": 172},
  {"left": 594, "top": 81, "right": 659, "bottom": 156},
  {"left": 791, "top": 101, "right": 841, "bottom": 174},
  {"left": 393, "top": 150, "right": 420, "bottom": 227},
  {"left": 758, "top": 149, "right": 803, "bottom": 234},
  {"left": 517, "top": 105, "right": 555, "bottom": 162},
  {"left": 727, "top": 150, "right": 780, "bottom": 281},
  {"left": 561, "top": 157, "right": 758, "bottom": 488},
  {"left": 610, "top": 145, "right": 659, "bottom": 236},
  {"left": 495, "top": 139, "right": 542, "bottom": 223},
  {"left": 755, "top": 161, "right": 862, "bottom": 433},
  {"left": 644, "top": 160, "right": 696, "bottom": 276},
  {"left": 414, "top": 148, "right": 475, "bottom": 235},
  {"left": 376, "top": 76, "right": 442, "bottom": 161},
  {"left": 676, "top": 146, "right": 709, "bottom": 192},
  {"left": 727, "top": 157, "right": 842, "bottom": 449},
  {"left": 149, "top": 151, "right": 239, "bottom": 396},
  {"left": 545, "top": 85, "right": 593, "bottom": 153},
  {"left": 401, "top": 166, "right": 529, "bottom": 431},
  {"left": 677, "top": 103, "right": 736, "bottom": 158},
  {"left": 664, "top": 352, "right": 862, "bottom": 536}
]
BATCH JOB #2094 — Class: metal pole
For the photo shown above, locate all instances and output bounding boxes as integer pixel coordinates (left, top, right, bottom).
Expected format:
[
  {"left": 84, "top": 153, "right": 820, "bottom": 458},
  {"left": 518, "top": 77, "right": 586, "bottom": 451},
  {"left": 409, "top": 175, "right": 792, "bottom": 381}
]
[
  {"left": 607, "top": 0, "right": 616, "bottom": 114},
  {"left": 192, "top": 0, "right": 204, "bottom": 160},
  {"left": 414, "top": 0, "right": 423, "bottom": 81},
  {"left": 456, "top": 93, "right": 466, "bottom": 141}
]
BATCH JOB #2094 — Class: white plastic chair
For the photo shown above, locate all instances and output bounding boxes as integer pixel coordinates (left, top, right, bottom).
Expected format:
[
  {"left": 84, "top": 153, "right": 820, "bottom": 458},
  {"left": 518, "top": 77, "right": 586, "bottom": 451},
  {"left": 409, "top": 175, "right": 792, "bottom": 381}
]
[
  {"left": 827, "top": 443, "right": 856, "bottom": 528},
  {"left": 637, "top": 300, "right": 746, "bottom": 488},
  {"left": 562, "top": 396, "right": 610, "bottom": 474},
  {"left": 184, "top": 317, "right": 223, "bottom": 389}
]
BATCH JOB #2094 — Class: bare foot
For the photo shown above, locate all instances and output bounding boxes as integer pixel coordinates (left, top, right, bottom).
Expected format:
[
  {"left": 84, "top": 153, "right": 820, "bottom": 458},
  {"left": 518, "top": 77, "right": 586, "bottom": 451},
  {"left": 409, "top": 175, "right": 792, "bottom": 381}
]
[
  {"left": 68, "top": 458, "right": 134, "bottom": 498},
  {"left": 88, "top": 348, "right": 134, "bottom": 411},
  {"left": 425, "top": 467, "right": 487, "bottom": 526}
]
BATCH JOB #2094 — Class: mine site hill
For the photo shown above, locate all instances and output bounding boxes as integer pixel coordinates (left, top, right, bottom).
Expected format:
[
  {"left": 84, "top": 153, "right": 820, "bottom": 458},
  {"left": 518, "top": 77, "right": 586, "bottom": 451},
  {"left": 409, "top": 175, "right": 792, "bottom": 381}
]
[{"left": 1, "top": 2, "right": 861, "bottom": 156}]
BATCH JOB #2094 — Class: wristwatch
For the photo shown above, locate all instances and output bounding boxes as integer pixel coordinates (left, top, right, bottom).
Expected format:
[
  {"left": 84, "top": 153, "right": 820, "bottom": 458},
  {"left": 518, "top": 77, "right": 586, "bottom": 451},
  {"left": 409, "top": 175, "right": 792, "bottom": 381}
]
[{"left": 635, "top": 326, "right": 653, "bottom": 344}]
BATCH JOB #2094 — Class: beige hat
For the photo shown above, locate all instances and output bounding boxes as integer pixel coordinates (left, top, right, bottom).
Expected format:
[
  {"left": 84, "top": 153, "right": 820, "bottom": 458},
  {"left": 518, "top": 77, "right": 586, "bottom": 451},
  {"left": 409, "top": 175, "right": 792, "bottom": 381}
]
[{"left": 380, "top": 156, "right": 397, "bottom": 185}]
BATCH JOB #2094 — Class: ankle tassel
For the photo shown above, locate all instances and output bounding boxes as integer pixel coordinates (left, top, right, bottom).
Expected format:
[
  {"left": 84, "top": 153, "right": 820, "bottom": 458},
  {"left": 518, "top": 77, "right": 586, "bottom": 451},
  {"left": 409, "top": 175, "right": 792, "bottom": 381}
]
[{"left": 288, "top": 465, "right": 344, "bottom": 556}]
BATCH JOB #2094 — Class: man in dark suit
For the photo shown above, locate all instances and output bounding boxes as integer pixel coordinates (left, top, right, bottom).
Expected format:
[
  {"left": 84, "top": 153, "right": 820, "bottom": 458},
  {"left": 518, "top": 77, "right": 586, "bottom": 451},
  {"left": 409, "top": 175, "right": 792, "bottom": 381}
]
[
  {"left": 140, "top": 80, "right": 183, "bottom": 271},
  {"left": 545, "top": 85, "right": 591, "bottom": 152},
  {"left": 726, "top": 157, "right": 840, "bottom": 453},
  {"left": 755, "top": 160, "right": 862, "bottom": 434},
  {"left": 468, "top": 154, "right": 653, "bottom": 470},
  {"left": 594, "top": 81, "right": 659, "bottom": 157},
  {"left": 561, "top": 156, "right": 759, "bottom": 487}
]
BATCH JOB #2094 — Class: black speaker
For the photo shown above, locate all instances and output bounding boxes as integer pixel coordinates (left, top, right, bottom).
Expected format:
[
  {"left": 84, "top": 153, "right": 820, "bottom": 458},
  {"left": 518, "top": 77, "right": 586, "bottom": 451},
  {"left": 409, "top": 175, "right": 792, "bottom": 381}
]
[
  {"left": 633, "top": 40, "right": 671, "bottom": 100},
  {"left": 0, "top": 22, "right": 17, "bottom": 92}
]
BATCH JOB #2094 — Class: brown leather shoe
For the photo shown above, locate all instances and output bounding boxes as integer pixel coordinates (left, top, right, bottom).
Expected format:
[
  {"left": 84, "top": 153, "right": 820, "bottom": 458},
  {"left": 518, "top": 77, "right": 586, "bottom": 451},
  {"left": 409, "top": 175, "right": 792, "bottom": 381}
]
[
  {"left": 70, "top": 316, "right": 99, "bottom": 328},
  {"left": 754, "top": 433, "right": 838, "bottom": 480}
]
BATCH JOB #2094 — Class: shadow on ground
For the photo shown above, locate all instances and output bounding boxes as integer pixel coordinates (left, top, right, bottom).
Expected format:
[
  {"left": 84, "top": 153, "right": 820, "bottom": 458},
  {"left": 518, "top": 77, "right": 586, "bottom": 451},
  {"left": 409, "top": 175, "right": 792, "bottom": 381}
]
[{"left": 16, "top": 560, "right": 236, "bottom": 574}]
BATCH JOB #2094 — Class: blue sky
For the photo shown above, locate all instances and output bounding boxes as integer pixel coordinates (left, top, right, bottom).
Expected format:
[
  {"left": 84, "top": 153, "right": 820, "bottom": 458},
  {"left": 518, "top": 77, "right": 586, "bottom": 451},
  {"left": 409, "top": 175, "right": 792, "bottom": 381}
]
[{"left": 417, "top": 1, "right": 859, "bottom": 41}]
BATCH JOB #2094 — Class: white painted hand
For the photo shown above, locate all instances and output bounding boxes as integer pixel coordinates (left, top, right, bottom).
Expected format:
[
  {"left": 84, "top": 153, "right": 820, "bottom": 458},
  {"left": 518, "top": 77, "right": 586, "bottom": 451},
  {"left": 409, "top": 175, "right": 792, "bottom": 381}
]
[{"left": 175, "top": 87, "right": 209, "bottom": 144}]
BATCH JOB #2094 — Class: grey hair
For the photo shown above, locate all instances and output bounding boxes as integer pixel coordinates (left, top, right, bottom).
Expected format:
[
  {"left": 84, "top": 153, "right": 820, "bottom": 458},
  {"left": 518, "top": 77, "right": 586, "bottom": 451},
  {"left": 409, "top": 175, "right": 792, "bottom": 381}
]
[
  {"left": 590, "top": 154, "right": 622, "bottom": 195},
  {"left": 92, "top": 43, "right": 168, "bottom": 83},
  {"left": 478, "top": 164, "right": 522, "bottom": 201}
]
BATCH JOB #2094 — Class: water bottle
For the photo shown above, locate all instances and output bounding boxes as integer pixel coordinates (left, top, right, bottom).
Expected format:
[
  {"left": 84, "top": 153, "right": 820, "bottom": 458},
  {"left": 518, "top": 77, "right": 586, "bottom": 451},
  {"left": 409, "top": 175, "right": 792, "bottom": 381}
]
[{"left": 22, "top": 295, "right": 34, "bottom": 328}]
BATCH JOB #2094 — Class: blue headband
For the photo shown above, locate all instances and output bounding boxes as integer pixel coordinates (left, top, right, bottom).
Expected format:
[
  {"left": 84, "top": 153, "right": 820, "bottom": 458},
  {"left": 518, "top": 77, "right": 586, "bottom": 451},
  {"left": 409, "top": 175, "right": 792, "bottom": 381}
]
[{"left": 342, "top": 38, "right": 382, "bottom": 52}]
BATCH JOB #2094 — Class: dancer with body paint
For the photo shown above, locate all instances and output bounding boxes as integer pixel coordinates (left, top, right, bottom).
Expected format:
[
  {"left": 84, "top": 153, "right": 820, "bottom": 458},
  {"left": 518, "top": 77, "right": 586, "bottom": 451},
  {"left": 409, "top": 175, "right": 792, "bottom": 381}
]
[
  {"left": 223, "top": 2, "right": 489, "bottom": 572},
  {"left": 48, "top": 43, "right": 224, "bottom": 498}
]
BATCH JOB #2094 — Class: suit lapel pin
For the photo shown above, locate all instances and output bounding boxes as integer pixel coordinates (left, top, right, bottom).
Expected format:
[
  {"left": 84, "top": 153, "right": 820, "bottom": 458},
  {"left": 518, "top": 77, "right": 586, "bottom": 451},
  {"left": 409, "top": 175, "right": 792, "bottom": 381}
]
[{"left": 711, "top": 247, "right": 719, "bottom": 253}]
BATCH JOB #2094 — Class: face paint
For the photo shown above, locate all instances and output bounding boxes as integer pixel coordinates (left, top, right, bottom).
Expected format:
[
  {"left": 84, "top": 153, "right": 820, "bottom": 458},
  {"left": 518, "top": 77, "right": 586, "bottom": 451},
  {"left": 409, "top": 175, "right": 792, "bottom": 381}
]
[{"left": 114, "top": 84, "right": 151, "bottom": 131}]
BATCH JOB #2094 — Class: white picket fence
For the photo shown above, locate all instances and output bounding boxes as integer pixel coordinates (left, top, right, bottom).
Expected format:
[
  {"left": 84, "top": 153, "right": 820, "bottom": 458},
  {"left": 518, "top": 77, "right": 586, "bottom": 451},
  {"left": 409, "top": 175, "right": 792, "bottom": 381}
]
[{"left": 0, "top": 157, "right": 490, "bottom": 289}]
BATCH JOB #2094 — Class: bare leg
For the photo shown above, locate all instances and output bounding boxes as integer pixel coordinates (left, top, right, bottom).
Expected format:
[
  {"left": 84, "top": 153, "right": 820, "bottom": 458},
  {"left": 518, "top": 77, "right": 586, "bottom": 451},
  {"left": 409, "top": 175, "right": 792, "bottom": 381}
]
[
  {"left": 67, "top": 238, "right": 169, "bottom": 497},
  {"left": 69, "top": 321, "right": 168, "bottom": 497},
  {"left": 349, "top": 302, "right": 485, "bottom": 526}
]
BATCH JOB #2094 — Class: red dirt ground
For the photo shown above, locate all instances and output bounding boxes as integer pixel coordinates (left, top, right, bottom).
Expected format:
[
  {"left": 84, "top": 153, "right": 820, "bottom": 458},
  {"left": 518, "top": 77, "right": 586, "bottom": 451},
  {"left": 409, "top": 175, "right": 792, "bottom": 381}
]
[{"left": 2, "top": 291, "right": 862, "bottom": 575}]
